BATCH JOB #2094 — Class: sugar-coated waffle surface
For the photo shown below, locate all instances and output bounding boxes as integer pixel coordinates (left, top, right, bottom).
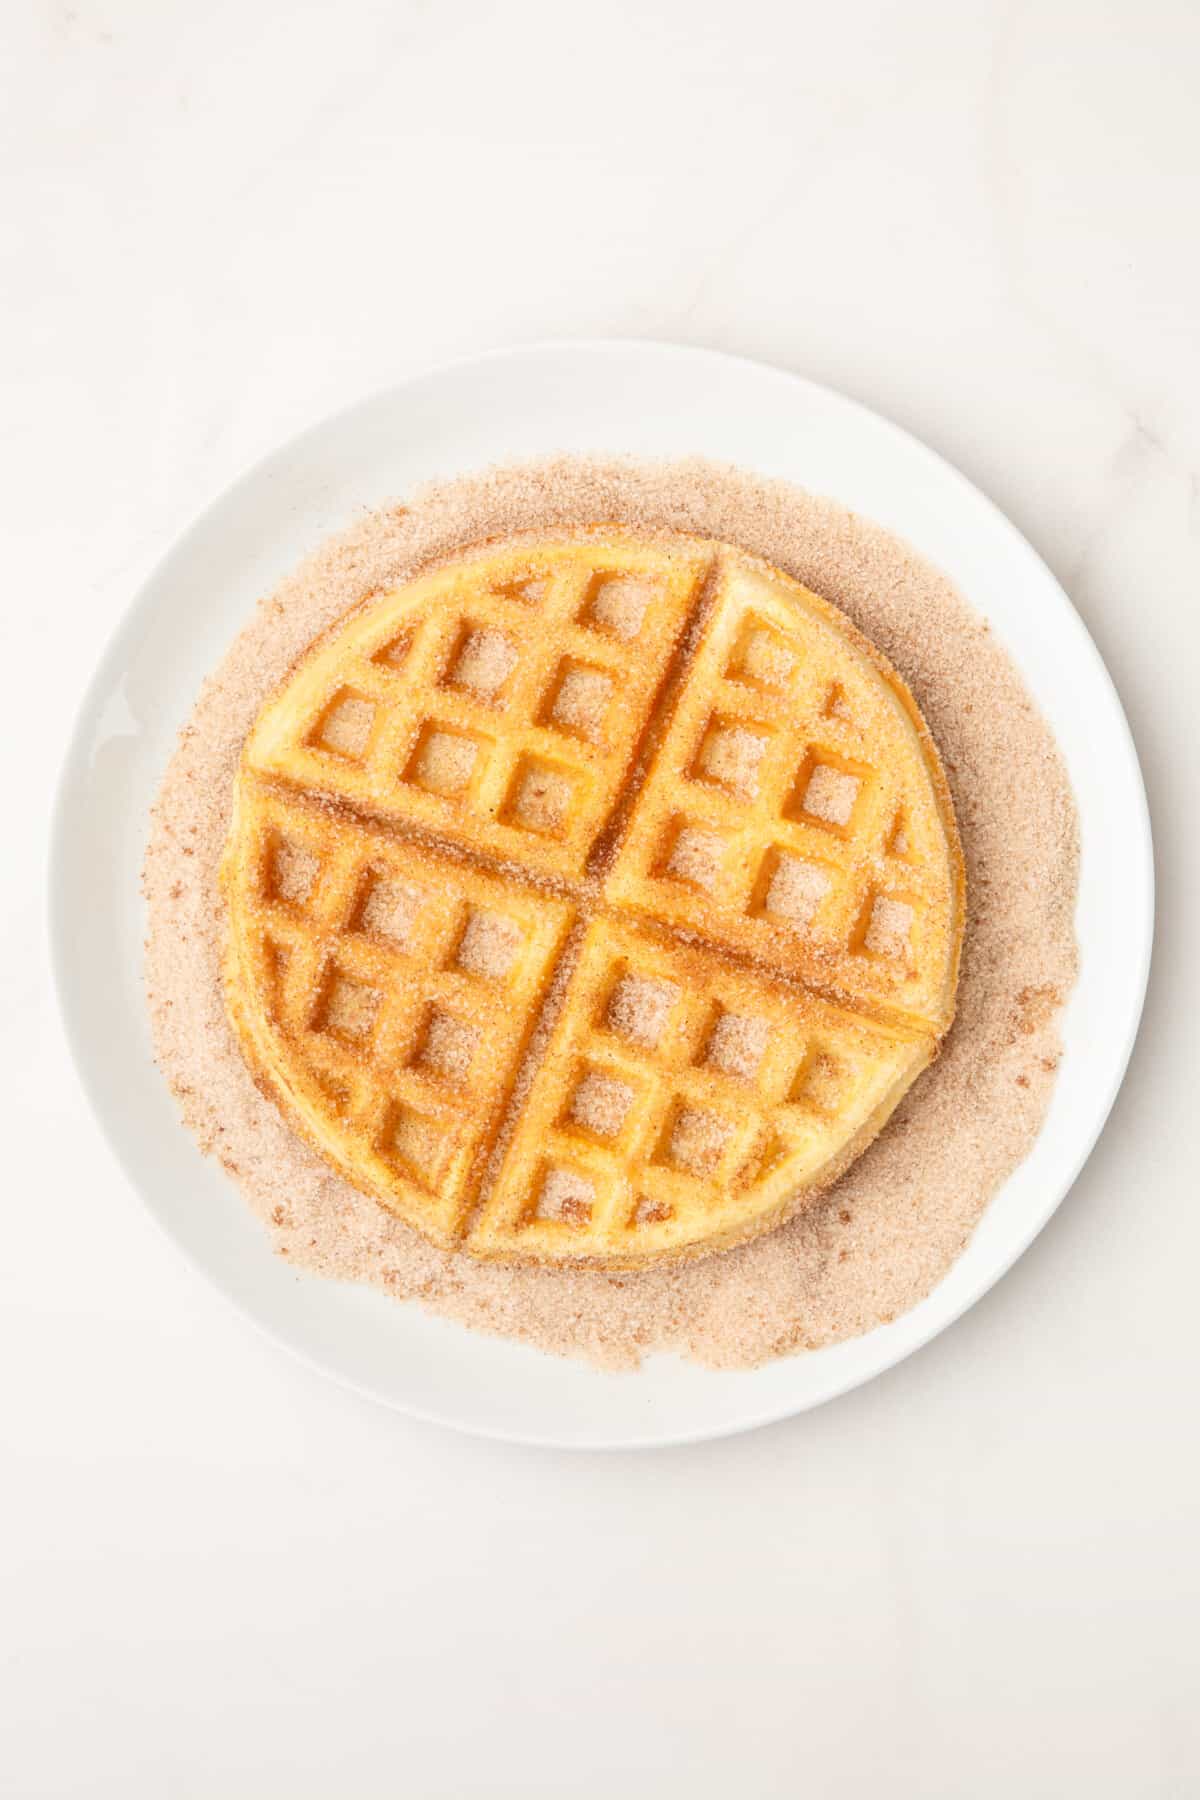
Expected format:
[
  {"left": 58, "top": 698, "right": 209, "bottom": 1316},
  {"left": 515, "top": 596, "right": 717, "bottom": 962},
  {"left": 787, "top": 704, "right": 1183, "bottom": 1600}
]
[{"left": 221, "top": 529, "right": 964, "bottom": 1266}]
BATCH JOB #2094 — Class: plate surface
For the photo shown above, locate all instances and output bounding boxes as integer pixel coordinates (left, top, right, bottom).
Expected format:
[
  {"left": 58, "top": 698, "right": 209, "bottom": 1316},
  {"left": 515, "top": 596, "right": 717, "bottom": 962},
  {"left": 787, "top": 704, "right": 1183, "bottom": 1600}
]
[{"left": 50, "top": 341, "right": 1153, "bottom": 1449}]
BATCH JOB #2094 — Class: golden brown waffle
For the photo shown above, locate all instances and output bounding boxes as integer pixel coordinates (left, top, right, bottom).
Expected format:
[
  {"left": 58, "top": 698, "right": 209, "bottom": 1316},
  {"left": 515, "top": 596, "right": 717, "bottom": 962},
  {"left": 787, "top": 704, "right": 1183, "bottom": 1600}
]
[
  {"left": 245, "top": 535, "right": 710, "bottom": 883},
  {"left": 221, "top": 528, "right": 964, "bottom": 1267},
  {"left": 606, "top": 553, "right": 962, "bottom": 1030}
]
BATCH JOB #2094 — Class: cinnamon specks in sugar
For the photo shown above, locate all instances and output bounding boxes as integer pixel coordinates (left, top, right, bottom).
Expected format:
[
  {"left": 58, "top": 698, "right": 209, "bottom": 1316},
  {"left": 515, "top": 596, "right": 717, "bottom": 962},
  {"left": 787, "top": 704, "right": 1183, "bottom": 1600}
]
[{"left": 143, "top": 457, "right": 1078, "bottom": 1371}]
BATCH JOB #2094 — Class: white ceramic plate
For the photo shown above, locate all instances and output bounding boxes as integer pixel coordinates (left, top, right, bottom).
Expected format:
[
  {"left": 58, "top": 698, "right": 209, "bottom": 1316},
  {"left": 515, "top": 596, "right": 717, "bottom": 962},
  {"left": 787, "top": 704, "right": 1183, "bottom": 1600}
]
[{"left": 51, "top": 342, "right": 1152, "bottom": 1449}]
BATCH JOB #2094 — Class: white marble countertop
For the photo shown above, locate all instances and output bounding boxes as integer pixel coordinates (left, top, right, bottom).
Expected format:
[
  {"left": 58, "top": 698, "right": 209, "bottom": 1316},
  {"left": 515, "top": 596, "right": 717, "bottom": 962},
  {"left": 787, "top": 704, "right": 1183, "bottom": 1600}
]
[{"left": 5, "top": 2, "right": 1197, "bottom": 1795}]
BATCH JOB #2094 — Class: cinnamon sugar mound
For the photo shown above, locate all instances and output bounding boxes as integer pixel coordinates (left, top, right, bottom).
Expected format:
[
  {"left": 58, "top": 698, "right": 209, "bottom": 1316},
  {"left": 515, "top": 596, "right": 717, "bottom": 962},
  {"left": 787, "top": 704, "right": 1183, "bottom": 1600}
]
[{"left": 143, "top": 456, "right": 1078, "bottom": 1371}]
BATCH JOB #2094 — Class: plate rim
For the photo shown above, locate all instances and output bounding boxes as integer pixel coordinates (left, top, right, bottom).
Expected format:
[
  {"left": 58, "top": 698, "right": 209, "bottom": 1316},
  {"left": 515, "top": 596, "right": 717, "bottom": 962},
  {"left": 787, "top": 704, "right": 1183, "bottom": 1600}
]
[{"left": 48, "top": 338, "right": 1155, "bottom": 1449}]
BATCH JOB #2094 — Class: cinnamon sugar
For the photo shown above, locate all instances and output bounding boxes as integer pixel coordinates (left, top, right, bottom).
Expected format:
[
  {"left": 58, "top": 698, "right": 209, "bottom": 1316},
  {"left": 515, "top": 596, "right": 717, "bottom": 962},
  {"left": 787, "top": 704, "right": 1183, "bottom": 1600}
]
[
  {"left": 763, "top": 854, "right": 831, "bottom": 926},
  {"left": 143, "top": 456, "right": 1079, "bottom": 1371},
  {"left": 581, "top": 574, "right": 652, "bottom": 641},
  {"left": 663, "top": 825, "right": 725, "bottom": 892},
  {"left": 568, "top": 1071, "right": 636, "bottom": 1139},
  {"left": 605, "top": 973, "right": 679, "bottom": 1049},
  {"left": 269, "top": 838, "right": 319, "bottom": 907},
  {"left": 802, "top": 762, "right": 860, "bottom": 827},
  {"left": 863, "top": 896, "right": 915, "bottom": 959},
  {"left": 537, "top": 1165, "right": 595, "bottom": 1223},
  {"left": 454, "top": 909, "right": 523, "bottom": 981},
  {"left": 446, "top": 626, "right": 518, "bottom": 700},
  {"left": 706, "top": 1011, "right": 770, "bottom": 1080},
  {"left": 545, "top": 663, "right": 612, "bottom": 741}
]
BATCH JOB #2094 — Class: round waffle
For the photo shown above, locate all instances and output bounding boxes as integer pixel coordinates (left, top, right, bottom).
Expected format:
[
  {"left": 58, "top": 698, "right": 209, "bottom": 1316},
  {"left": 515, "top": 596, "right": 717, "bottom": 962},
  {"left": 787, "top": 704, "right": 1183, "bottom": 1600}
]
[{"left": 221, "top": 529, "right": 964, "bottom": 1266}]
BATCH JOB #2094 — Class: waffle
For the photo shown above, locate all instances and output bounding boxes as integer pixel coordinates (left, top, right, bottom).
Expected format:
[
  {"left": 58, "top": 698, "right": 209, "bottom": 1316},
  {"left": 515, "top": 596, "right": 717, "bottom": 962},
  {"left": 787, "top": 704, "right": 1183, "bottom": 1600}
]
[
  {"left": 221, "top": 528, "right": 964, "bottom": 1267},
  {"left": 244, "top": 534, "right": 710, "bottom": 883}
]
